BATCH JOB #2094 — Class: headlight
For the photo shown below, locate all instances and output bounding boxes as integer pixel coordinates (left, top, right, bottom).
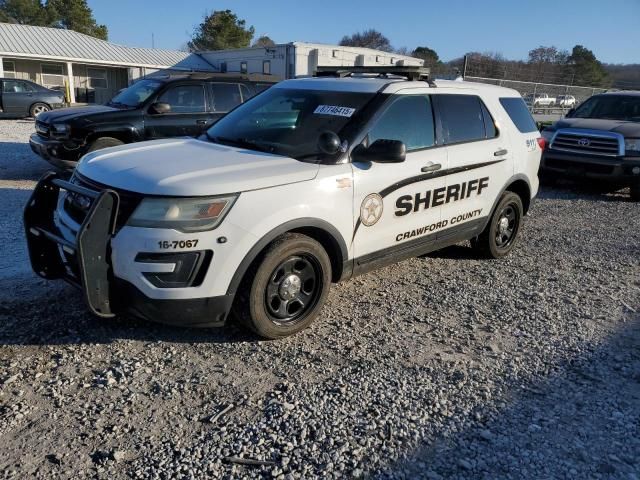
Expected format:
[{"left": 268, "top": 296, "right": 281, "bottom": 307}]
[
  {"left": 624, "top": 138, "right": 640, "bottom": 156},
  {"left": 51, "top": 123, "right": 70, "bottom": 137},
  {"left": 540, "top": 129, "right": 555, "bottom": 142},
  {"left": 127, "top": 195, "right": 237, "bottom": 232}
]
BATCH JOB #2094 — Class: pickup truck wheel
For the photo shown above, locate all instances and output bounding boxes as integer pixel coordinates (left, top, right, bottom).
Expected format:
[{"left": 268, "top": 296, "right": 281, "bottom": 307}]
[
  {"left": 235, "top": 233, "right": 332, "bottom": 339},
  {"left": 88, "top": 137, "right": 124, "bottom": 152},
  {"left": 30, "top": 103, "right": 50, "bottom": 117},
  {"left": 630, "top": 184, "right": 640, "bottom": 202},
  {"left": 471, "top": 191, "right": 523, "bottom": 259}
]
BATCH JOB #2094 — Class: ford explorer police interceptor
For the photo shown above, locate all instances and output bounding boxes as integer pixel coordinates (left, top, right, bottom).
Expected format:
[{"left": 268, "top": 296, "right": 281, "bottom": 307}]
[{"left": 24, "top": 66, "right": 542, "bottom": 339}]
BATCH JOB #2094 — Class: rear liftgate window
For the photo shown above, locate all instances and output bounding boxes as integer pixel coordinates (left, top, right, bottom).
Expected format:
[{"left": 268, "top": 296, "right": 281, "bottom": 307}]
[{"left": 499, "top": 97, "right": 538, "bottom": 133}]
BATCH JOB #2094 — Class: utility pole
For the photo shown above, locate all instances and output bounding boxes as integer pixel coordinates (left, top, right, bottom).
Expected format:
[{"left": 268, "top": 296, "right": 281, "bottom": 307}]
[{"left": 152, "top": 33, "right": 155, "bottom": 49}]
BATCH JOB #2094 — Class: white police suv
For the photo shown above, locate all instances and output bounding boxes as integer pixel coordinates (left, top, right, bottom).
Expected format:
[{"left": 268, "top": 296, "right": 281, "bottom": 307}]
[{"left": 25, "top": 67, "right": 542, "bottom": 338}]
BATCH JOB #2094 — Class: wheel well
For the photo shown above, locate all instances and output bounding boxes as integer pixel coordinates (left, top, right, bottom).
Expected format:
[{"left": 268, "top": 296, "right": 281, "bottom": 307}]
[
  {"left": 87, "top": 133, "right": 129, "bottom": 145},
  {"left": 505, "top": 179, "right": 531, "bottom": 214},
  {"left": 290, "top": 226, "right": 345, "bottom": 282}
]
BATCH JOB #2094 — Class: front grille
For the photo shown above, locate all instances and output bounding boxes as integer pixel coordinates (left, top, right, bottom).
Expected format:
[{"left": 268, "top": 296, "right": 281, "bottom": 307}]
[
  {"left": 35, "top": 120, "right": 49, "bottom": 138},
  {"left": 550, "top": 131, "right": 621, "bottom": 157},
  {"left": 63, "top": 173, "right": 142, "bottom": 230}
]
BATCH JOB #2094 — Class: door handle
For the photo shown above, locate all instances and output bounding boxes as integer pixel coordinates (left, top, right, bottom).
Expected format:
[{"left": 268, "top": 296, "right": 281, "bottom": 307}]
[
  {"left": 196, "top": 119, "right": 207, "bottom": 125},
  {"left": 421, "top": 162, "right": 441, "bottom": 173},
  {"left": 494, "top": 148, "right": 508, "bottom": 156}
]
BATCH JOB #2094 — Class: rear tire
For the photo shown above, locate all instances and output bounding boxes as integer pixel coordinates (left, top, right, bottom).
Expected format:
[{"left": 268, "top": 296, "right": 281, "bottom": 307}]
[
  {"left": 30, "top": 103, "right": 50, "bottom": 117},
  {"left": 471, "top": 191, "right": 524, "bottom": 259},
  {"left": 234, "top": 233, "right": 332, "bottom": 339},
  {"left": 630, "top": 184, "right": 640, "bottom": 202},
  {"left": 88, "top": 137, "right": 124, "bottom": 152}
]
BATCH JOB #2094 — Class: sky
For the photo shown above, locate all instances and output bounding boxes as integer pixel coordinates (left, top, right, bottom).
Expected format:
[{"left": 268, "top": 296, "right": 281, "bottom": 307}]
[{"left": 88, "top": 0, "right": 639, "bottom": 64}]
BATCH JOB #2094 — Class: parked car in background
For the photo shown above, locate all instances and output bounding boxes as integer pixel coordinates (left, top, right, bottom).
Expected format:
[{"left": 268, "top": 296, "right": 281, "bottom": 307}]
[
  {"left": 524, "top": 93, "right": 556, "bottom": 109},
  {"left": 0, "top": 78, "right": 65, "bottom": 118},
  {"left": 540, "top": 91, "right": 640, "bottom": 201},
  {"left": 29, "top": 73, "right": 276, "bottom": 169},
  {"left": 556, "top": 95, "right": 576, "bottom": 108}
]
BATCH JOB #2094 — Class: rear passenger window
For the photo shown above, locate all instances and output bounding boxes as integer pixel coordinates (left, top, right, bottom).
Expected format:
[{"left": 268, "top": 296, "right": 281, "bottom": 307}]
[
  {"left": 433, "top": 94, "right": 492, "bottom": 144},
  {"left": 210, "top": 83, "right": 242, "bottom": 112},
  {"left": 369, "top": 95, "right": 435, "bottom": 151},
  {"left": 499, "top": 97, "right": 538, "bottom": 133}
]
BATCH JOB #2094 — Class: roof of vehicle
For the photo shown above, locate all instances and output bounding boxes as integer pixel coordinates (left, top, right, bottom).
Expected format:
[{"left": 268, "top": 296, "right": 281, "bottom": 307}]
[
  {"left": 599, "top": 90, "right": 640, "bottom": 96},
  {"left": 276, "top": 76, "right": 522, "bottom": 97},
  {"left": 144, "top": 72, "right": 278, "bottom": 84}
]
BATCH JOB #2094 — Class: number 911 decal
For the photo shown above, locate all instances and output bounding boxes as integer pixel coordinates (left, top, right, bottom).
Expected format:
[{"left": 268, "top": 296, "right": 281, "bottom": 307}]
[{"left": 157, "top": 239, "right": 199, "bottom": 250}]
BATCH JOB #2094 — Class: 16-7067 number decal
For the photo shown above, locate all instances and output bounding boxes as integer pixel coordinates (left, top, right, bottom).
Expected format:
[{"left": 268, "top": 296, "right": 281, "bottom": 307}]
[{"left": 158, "top": 239, "right": 199, "bottom": 249}]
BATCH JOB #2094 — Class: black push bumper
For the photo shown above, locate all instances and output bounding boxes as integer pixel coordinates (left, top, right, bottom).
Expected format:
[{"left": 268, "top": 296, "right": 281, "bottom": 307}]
[
  {"left": 541, "top": 150, "right": 640, "bottom": 185},
  {"left": 24, "top": 172, "right": 119, "bottom": 316},
  {"left": 29, "top": 133, "right": 80, "bottom": 170},
  {"left": 23, "top": 172, "right": 232, "bottom": 327}
]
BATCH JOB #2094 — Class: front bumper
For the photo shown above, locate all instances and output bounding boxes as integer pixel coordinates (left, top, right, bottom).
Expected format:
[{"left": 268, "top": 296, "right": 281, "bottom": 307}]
[
  {"left": 29, "top": 133, "right": 81, "bottom": 169},
  {"left": 24, "top": 173, "right": 232, "bottom": 327},
  {"left": 541, "top": 149, "right": 640, "bottom": 185}
]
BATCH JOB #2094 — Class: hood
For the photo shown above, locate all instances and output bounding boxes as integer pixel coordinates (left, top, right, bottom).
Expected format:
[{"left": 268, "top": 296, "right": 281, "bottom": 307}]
[
  {"left": 37, "top": 105, "right": 120, "bottom": 123},
  {"left": 76, "top": 138, "right": 319, "bottom": 196},
  {"left": 554, "top": 118, "right": 640, "bottom": 137}
]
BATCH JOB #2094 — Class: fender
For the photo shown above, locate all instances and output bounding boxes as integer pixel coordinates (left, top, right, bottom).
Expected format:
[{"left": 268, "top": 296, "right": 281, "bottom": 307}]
[
  {"left": 88, "top": 124, "right": 139, "bottom": 143},
  {"left": 226, "top": 218, "right": 350, "bottom": 295},
  {"left": 479, "top": 174, "right": 532, "bottom": 232}
]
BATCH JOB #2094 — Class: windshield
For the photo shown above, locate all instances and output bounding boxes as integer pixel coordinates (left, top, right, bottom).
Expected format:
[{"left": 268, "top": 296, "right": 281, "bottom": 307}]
[
  {"left": 571, "top": 95, "right": 640, "bottom": 122},
  {"left": 205, "top": 87, "right": 376, "bottom": 161},
  {"left": 108, "top": 79, "right": 164, "bottom": 108}
]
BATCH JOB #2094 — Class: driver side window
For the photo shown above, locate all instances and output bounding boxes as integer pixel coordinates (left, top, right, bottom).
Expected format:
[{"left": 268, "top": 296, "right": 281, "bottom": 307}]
[{"left": 369, "top": 95, "right": 435, "bottom": 151}]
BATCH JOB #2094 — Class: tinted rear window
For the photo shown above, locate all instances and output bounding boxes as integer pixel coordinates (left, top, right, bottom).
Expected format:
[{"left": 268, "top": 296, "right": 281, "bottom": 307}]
[
  {"left": 500, "top": 97, "right": 538, "bottom": 133},
  {"left": 433, "top": 94, "right": 491, "bottom": 144}
]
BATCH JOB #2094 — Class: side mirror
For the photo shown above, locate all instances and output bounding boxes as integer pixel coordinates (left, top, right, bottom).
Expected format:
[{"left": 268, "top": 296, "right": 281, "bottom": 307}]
[
  {"left": 149, "top": 102, "right": 171, "bottom": 115},
  {"left": 317, "top": 131, "right": 342, "bottom": 155},
  {"left": 352, "top": 139, "right": 406, "bottom": 163}
]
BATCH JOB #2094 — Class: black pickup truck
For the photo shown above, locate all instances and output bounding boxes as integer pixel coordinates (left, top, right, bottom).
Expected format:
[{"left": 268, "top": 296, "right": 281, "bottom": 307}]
[
  {"left": 29, "top": 73, "right": 275, "bottom": 169},
  {"left": 540, "top": 91, "right": 640, "bottom": 201}
]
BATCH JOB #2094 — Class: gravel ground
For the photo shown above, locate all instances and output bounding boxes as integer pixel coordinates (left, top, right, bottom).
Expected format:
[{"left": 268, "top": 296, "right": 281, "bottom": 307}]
[{"left": 0, "top": 119, "right": 639, "bottom": 479}]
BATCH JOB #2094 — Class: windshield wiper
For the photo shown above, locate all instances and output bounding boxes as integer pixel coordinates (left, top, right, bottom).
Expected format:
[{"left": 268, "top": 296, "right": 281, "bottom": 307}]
[
  {"left": 107, "top": 101, "right": 130, "bottom": 109},
  {"left": 207, "top": 135, "right": 276, "bottom": 154}
]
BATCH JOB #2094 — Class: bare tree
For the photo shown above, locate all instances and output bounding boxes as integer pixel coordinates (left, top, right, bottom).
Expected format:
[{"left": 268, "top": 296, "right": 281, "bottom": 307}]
[{"left": 339, "top": 29, "right": 392, "bottom": 52}]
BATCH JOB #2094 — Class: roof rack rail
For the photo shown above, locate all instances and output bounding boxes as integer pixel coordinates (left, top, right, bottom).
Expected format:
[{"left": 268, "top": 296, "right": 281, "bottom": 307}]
[{"left": 314, "top": 65, "right": 434, "bottom": 85}]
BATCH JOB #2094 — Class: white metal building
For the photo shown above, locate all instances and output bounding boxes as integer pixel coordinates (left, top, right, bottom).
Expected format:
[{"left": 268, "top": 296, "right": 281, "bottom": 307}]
[
  {"left": 199, "top": 42, "right": 423, "bottom": 79},
  {"left": 0, "top": 22, "right": 214, "bottom": 104}
]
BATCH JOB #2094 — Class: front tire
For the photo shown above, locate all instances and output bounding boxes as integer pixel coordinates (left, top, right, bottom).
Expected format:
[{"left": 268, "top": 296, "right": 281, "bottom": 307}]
[
  {"left": 471, "top": 191, "right": 524, "bottom": 259},
  {"left": 88, "top": 137, "right": 124, "bottom": 152},
  {"left": 30, "top": 103, "right": 50, "bottom": 117},
  {"left": 235, "top": 233, "right": 332, "bottom": 339}
]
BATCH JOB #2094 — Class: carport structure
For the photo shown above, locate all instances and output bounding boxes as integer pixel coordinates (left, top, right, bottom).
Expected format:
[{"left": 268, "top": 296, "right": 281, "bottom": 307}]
[{"left": 0, "top": 22, "right": 214, "bottom": 104}]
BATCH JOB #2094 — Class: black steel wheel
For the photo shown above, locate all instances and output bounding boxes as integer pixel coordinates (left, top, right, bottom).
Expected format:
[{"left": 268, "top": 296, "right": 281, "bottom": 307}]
[
  {"left": 471, "top": 191, "right": 524, "bottom": 259},
  {"left": 494, "top": 203, "right": 518, "bottom": 249},
  {"left": 265, "top": 255, "right": 322, "bottom": 324},
  {"left": 234, "top": 233, "right": 332, "bottom": 339}
]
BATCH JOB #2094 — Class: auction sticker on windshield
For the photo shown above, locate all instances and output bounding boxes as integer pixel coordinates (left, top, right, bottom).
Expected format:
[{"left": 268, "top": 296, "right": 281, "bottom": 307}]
[{"left": 314, "top": 105, "right": 356, "bottom": 117}]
